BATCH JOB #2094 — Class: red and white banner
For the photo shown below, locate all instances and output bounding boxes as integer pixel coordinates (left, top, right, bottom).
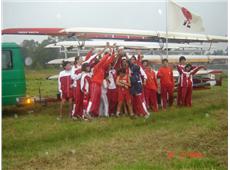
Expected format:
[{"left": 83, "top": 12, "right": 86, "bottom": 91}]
[{"left": 168, "top": 0, "right": 205, "bottom": 33}]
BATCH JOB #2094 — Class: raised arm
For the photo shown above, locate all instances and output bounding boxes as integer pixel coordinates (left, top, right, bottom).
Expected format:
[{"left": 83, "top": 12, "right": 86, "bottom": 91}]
[
  {"left": 113, "top": 48, "right": 123, "bottom": 69},
  {"left": 191, "top": 66, "right": 206, "bottom": 75},
  {"left": 93, "top": 51, "right": 111, "bottom": 72},
  {"left": 137, "top": 50, "right": 144, "bottom": 68},
  {"left": 84, "top": 48, "right": 94, "bottom": 61},
  {"left": 104, "top": 49, "right": 115, "bottom": 68},
  {"left": 83, "top": 47, "right": 107, "bottom": 66}
]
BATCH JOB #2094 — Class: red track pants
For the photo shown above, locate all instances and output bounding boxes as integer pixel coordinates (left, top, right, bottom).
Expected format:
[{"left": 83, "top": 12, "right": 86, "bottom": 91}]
[{"left": 161, "top": 85, "right": 174, "bottom": 109}]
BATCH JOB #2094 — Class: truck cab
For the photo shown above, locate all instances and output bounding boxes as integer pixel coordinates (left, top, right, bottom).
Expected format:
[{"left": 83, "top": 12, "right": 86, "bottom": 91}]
[{"left": 2, "top": 42, "right": 32, "bottom": 106}]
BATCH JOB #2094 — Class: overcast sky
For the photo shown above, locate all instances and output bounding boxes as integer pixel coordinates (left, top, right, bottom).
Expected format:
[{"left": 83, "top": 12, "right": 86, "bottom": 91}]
[{"left": 2, "top": 0, "right": 228, "bottom": 44}]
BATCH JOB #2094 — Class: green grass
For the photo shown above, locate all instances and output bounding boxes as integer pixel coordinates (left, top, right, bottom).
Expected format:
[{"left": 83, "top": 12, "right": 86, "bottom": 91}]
[
  {"left": 25, "top": 68, "right": 60, "bottom": 97},
  {"left": 2, "top": 69, "right": 228, "bottom": 170}
]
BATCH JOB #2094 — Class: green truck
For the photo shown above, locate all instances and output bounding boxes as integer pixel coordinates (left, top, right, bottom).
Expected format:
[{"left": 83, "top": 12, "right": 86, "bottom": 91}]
[{"left": 2, "top": 42, "right": 33, "bottom": 106}]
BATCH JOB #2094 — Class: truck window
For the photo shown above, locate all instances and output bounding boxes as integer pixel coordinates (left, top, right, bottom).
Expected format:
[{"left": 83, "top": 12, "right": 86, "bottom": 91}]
[{"left": 2, "top": 50, "right": 13, "bottom": 70}]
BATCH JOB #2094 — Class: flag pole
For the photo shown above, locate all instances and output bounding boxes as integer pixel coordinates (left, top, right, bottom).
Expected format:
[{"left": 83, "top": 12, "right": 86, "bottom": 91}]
[{"left": 166, "top": 0, "right": 169, "bottom": 59}]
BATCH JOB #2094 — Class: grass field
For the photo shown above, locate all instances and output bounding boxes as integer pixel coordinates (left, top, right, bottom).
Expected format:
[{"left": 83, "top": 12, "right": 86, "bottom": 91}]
[{"left": 2, "top": 69, "right": 228, "bottom": 170}]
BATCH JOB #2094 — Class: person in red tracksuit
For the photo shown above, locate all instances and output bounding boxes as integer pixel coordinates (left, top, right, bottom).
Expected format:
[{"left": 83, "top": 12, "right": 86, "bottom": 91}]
[
  {"left": 58, "top": 61, "right": 74, "bottom": 118},
  {"left": 157, "top": 59, "right": 174, "bottom": 110},
  {"left": 177, "top": 56, "right": 196, "bottom": 106},
  {"left": 116, "top": 68, "right": 133, "bottom": 117},
  {"left": 71, "top": 56, "right": 84, "bottom": 119},
  {"left": 178, "top": 64, "right": 206, "bottom": 107},
  {"left": 80, "top": 63, "right": 92, "bottom": 120},
  {"left": 176, "top": 56, "right": 186, "bottom": 106},
  {"left": 142, "top": 60, "right": 158, "bottom": 112},
  {"left": 114, "top": 54, "right": 130, "bottom": 115},
  {"left": 129, "top": 55, "right": 149, "bottom": 118},
  {"left": 86, "top": 48, "right": 115, "bottom": 117},
  {"left": 71, "top": 48, "right": 102, "bottom": 120}
]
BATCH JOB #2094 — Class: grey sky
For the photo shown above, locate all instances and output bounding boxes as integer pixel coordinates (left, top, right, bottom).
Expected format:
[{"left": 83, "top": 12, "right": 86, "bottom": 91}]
[{"left": 2, "top": 0, "right": 228, "bottom": 44}]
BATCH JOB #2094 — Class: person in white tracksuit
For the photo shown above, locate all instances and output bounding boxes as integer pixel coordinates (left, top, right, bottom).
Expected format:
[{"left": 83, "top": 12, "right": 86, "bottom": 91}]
[{"left": 99, "top": 77, "right": 109, "bottom": 117}]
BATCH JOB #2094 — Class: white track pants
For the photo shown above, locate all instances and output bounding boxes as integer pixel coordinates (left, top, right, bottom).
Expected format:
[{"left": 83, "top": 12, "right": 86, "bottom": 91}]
[{"left": 99, "top": 93, "right": 109, "bottom": 117}]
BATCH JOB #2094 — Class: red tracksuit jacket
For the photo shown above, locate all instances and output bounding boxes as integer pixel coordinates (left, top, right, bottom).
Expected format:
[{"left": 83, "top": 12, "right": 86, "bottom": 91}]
[
  {"left": 157, "top": 66, "right": 174, "bottom": 87},
  {"left": 144, "top": 67, "right": 158, "bottom": 91},
  {"left": 91, "top": 52, "right": 115, "bottom": 86},
  {"left": 81, "top": 72, "right": 92, "bottom": 94},
  {"left": 58, "top": 70, "right": 73, "bottom": 99},
  {"left": 179, "top": 66, "right": 203, "bottom": 88}
]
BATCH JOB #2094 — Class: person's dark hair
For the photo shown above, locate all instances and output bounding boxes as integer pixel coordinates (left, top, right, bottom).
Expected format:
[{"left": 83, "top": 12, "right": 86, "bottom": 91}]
[
  {"left": 179, "top": 56, "right": 186, "bottom": 62},
  {"left": 74, "top": 56, "right": 80, "bottom": 64},
  {"left": 81, "top": 63, "right": 90, "bottom": 72},
  {"left": 131, "top": 55, "right": 137, "bottom": 60},
  {"left": 119, "top": 68, "right": 126, "bottom": 75},
  {"left": 142, "top": 60, "right": 149, "bottom": 65},
  {"left": 185, "top": 63, "right": 192, "bottom": 70},
  {"left": 62, "top": 60, "right": 71, "bottom": 68},
  {"left": 162, "top": 58, "right": 168, "bottom": 63}
]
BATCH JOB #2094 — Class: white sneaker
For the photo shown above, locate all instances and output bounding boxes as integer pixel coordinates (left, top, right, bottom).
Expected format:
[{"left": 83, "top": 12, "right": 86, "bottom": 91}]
[
  {"left": 72, "top": 116, "right": 78, "bottom": 120},
  {"left": 85, "top": 113, "right": 93, "bottom": 120},
  {"left": 144, "top": 114, "right": 150, "bottom": 119},
  {"left": 82, "top": 117, "right": 89, "bottom": 121}
]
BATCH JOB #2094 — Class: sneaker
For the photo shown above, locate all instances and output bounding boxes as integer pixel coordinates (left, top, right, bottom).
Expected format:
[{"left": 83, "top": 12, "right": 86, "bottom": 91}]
[
  {"left": 81, "top": 117, "right": 89, "bottom": 121},
  {"left": 72, "top": 116, "right": 78, "bottom": 120},
  {"left": 85, "top": 113, "right": 93, "bottom": 120},
  {"left": 144, "top": 114, "right": 150, "bottom": 119}
]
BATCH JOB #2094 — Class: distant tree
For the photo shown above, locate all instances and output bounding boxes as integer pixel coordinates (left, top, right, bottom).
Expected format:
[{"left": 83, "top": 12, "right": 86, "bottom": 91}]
[
  {"left": 21, "top": 38, "right": 60, "bottom": 69},
  {"left": 212, "top": 49, "right": 225, "bottom": 55}
]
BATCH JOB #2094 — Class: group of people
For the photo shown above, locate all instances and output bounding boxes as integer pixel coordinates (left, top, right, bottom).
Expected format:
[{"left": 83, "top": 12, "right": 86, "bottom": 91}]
[{"left": 58, "top": 45, "right": 205, "bottom": 121}]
